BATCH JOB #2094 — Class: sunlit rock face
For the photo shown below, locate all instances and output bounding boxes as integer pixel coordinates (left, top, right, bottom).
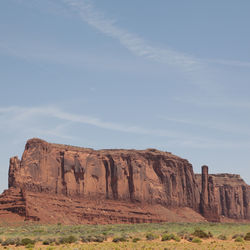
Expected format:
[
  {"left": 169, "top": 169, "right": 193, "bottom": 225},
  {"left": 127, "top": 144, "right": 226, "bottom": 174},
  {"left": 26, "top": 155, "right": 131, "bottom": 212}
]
[
  {"left": 9, "top": 138, "right": 200, "bottom": 208},
  {"left": 196, "top": 171, "right": 250, "bottom": 221},
  {"left": 0, "top": 138, "right": 249, "bottom": 224}
]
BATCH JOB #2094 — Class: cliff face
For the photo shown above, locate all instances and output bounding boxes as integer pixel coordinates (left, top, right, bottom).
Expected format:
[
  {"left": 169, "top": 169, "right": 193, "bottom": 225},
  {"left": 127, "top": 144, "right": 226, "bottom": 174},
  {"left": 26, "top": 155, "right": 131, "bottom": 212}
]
[
  {"left": 9, "top": 138, "right": 200, "bottom": 209},
  {"left": 196, "top": 171, "right": 250, "bottom": 221},
  {"left": 1, "top": 138, "right": 250, "bottom": 224}
]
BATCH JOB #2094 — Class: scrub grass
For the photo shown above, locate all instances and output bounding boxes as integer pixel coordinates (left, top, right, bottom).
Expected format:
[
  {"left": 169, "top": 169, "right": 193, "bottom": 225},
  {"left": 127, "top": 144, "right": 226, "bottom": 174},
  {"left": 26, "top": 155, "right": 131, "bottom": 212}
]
[{"left": 0, "top": 222, "right": 250, "bottom": 249}]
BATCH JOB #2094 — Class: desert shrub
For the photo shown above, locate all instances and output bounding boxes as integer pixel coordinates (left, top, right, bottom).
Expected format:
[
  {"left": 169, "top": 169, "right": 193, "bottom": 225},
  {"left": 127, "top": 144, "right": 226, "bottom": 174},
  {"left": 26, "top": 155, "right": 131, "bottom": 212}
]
[
  {"left": 146, "top": 233, "right": 158, "bottom": 241},
  {"left": 42, "top": 239, "right": 50, "bottom": 245},
  {"left": 112, "top": 236, "right": 128, "bottom": 243},
  {"left": 81, "top": 235, "right": 105, "bottom": 243},
  {"left": 0, "top": 238, "right": 2, "bottom": 244},
  {"left": 173, "top": 235, "right": 181, "bottom": 242},
  {"left": 232, "top": 234, "right": 244, "bottom": 239},
  {"left": 81, "top": 236, "right": 90, "bottom": 243},
  {"left": 193, "top": 229, "right": 211, "bottom": 238},
  {"left": 208, "top": 231, "right": 213, "bottom": 237},
  {"left": 21, "top": 238, "right": 35, "bottom": 246},
  {"left": 25, "top": 243, "right": 35, "bottom": 249},
  {"left": 184, "top": 234, "right": 193, "bottom": 242},
  {"left": 132, "top": 237, "right": 140, "bottom": 243},
  {"left": 235, "top": 236, "right": 244, "bottom": 242},
  {"left": 161, "top": 234, "right": 172, "bottom": 241},
  {"left": 42, "top": 238, "right": 56, "bottom": 245},
  {"left": 177, "top": 230, "right": 188, "bottom": 239},
  {"left": 218, "top": 234, "right": 227, "bottom": 240},
  {"left": 161, "top": 233, "right": 180, "bottom": 242},
  {"left": 1, "top": 238, "right": 20, "bottom": 246},
  {"left": 244, "top": 232, "right": 250, "bottom": 241},
  {"left": 93, "top": 235, "right": 105, "bottom": 242},
  {"left": 15, "top": 239, "right": 22, "bottom": 246},
  {"left": 192, "top": 237, "right": 202, "bottom": 243},
  {"left": 59, "top": 235, "right": 77, "bottom": 244}
]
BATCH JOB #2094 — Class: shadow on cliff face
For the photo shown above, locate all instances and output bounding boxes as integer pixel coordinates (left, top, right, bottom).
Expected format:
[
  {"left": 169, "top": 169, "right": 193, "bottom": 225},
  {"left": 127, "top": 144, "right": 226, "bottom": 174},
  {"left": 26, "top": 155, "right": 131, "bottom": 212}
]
[{"left": 1, "top": 138, "right": 250, "bottom": 224}]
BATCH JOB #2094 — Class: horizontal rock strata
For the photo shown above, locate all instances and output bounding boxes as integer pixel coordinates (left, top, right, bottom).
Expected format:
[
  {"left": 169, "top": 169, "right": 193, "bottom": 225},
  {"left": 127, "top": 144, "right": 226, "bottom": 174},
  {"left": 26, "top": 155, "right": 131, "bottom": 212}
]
[
  {"left": 196, "top": 171, "right": 250, "bottom": 221},
  {"left": 0, "top": 138, "right": 249, "bottom": 223}
]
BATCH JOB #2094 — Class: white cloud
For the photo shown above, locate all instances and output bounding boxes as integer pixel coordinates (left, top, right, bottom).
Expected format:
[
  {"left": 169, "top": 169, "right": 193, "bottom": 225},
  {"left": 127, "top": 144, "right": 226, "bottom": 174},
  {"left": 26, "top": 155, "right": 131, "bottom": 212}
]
[
  {"left": 158, "top": 115, "right": 250, "bottom": 136},
  {"left": 174, "top": 97, "right": 250, "bottom": 109},
  {"left": 62, "top": 0, "right": 201, "bottom": 72},
  {"left": 207, "top": 59, "right": 250, "bottom": 68},
  {"left": 0, "top": 105, "right": 185, "bottom": 137},
  {"left": 2, "top": 0, "right": 250, "bottom": 76},
  {"left": 62, "top": 0, "right": 250, "bottom": 72},
  {"left": 0, "top": 105, "right": 249, "bottom": 149}
]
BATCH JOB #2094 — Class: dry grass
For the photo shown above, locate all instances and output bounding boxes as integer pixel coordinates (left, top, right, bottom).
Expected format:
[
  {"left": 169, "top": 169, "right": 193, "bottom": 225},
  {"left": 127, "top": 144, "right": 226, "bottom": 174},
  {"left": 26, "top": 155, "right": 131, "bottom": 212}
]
[{"left": 0, "top": 222, "right": 250, "bottom": 249}]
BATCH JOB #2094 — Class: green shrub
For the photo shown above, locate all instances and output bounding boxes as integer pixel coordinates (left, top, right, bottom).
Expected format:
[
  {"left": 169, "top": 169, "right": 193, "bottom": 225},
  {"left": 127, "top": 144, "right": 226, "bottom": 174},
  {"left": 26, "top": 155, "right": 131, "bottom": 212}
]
[
  {"left": 244, "top": 232, "right": 250, "bottom": 241},
  {"left": 218, "top": 234, "right": 227, "bottom": 240},
  {"left": 42, "top": 240, "right": 50, "bottom": 245},
  {"left": 25, "top": 243, "right": 35, "bottom": 249},
  {"left": 81, "top": 236, "right": 90, "bottom": 243},
  {"left": 184, "top": 235, "right": 193, "bottom": 242},
  {"left": 235, "top": 236, "right": 244, "bottom": 242},
  {"left": 173, "top": 235, "right": 181, "bottom": 242},
  {"left": 93, "top": 235, "right": 105, "bottom": 242},
  {"left": 161, "top": 233, "right": 180, "bottom": 242},
  {"left": 232, "top": 234, "right": 244, "bottom": 239},
  {"left": 81, "top": 235, "right": 105, "bottom": 243},
  {"left": 193, "top": 229, "right": 211, "bottom": 238},
  {"left": 21, "top": 238, "right": 35, "bottom": 246},
  {"left": 177, "top": 230, "right": 188, "bottom": 239},
  {"left": 42, "top": 238, "right": 56, "bottom": 245},
  {"left": 132, "top": 237, "right": 140, "bottom": 243},
  {"left": 1, "top": 238, "right": 20, "bottom": 246},
  {"left": 146, "top": 233, "right": 158, "bottom": 241},
  {"left": 112, "top": 236, "right": 128, "bottom": 243},
  {"left": 208, "top": 231, "right": 213, "bottom": 238},
  {"left": 192, "top": 237, "right": 202, "bottom": 243},
  {"left": 161, "top": 234, "right": 172, "bottom": 241},
  {"left": 59, "top": 235, "right": 77, "bottom": 244}
]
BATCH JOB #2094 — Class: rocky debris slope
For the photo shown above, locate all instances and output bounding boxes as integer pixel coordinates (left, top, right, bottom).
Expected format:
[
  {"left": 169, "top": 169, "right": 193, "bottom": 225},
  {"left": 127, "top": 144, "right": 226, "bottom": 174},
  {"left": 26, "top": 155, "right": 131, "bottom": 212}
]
[
  {"left": 0, "top": 138, "right": 250, "bottom": 223},
  {"left": 22, "top": 191, "right": 205, "bottom": 224},
  {"left": 0, "top": 187, "right": 26, "bottom": 222}
]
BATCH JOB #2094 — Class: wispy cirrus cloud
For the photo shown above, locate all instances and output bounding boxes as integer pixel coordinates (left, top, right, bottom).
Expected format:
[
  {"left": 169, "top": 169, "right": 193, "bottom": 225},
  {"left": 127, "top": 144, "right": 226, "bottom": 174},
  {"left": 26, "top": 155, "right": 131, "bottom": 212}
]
[
  {"left": 3, "top": 0, "right": 250, "bottom": 79},
  {"left": 62, "top": 0, "right": 250, "bottom": 71},
  {"left": 206, "top": 59, "right": 250, "bottom": 68},
  {"left": 174, "top": 96, "right": 250, "bottom": 109},
  {"left": 0, "top": 105, "right": 249, "bottom": 149},
  {"left": 158, "top": 115, "right": 250, "bottom": 136},
  {"left": 62, "top": 0, "right": 201, "bottom": 72},
  {"left": 0, "top": 105, "right": 187, "bottom": 138}
]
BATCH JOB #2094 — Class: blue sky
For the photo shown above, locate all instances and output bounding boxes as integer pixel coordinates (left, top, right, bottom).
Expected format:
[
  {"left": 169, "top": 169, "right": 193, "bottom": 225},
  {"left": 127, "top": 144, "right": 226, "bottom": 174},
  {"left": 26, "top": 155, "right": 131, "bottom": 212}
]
[{"left": 1, "top": 0, "right": 250, "bottom": 192}]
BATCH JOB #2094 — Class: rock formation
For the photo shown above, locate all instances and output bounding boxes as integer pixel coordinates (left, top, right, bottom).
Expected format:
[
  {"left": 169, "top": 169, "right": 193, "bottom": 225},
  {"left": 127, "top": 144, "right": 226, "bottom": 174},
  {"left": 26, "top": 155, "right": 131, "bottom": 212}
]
[
  {"left": 199, "top": 166, "right": 220, "bottom": 222},
  {"left": 196, "top": 172, "right": 250, "bottom": 221},
  {"left": 0, "top": 138, "right": 250, "bottom": 224}
]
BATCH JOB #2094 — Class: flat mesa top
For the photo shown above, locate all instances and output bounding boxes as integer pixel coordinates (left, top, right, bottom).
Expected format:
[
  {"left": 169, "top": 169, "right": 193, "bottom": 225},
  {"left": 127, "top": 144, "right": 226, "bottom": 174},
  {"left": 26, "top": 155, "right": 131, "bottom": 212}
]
[{"left": 25, "top": 138, "right": 184, "bottom": 159}]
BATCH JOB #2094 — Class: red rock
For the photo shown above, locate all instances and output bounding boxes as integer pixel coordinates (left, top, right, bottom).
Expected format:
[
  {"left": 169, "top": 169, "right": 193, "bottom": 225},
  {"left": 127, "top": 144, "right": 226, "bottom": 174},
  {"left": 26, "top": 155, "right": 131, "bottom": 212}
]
[
  {"left": 1, "top": 138, "right": 250, "bottom": 223},
  {"left": 196, "top": 171, "right": 250, "bottom": 221}
]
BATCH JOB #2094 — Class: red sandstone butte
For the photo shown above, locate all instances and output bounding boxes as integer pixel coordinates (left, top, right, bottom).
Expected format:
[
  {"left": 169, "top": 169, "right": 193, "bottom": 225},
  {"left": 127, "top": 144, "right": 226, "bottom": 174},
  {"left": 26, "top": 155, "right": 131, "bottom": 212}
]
[{"left": 0, "top": 138, "right": 249, "bottom": 224}]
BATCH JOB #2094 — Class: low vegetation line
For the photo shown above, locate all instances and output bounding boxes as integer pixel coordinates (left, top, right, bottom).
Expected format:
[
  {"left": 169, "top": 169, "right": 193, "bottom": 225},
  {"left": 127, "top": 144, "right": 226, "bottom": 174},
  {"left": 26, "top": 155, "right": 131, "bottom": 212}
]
[{"left": 0, "top": 222, "right": 250, "bottom": 249}]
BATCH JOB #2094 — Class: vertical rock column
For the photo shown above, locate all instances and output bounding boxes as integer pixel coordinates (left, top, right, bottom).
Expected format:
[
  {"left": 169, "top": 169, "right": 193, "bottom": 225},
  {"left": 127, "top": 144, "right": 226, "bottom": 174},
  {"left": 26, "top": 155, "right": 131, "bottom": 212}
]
[
  {"left": 8, "top": 156, "right": 20, "bottom": 188},
  {"left": 201, "top": 165, "right": 209, "bottom": 210},
  {"left": 200, "top": 165, "right": 220, "bottom": 222}
]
